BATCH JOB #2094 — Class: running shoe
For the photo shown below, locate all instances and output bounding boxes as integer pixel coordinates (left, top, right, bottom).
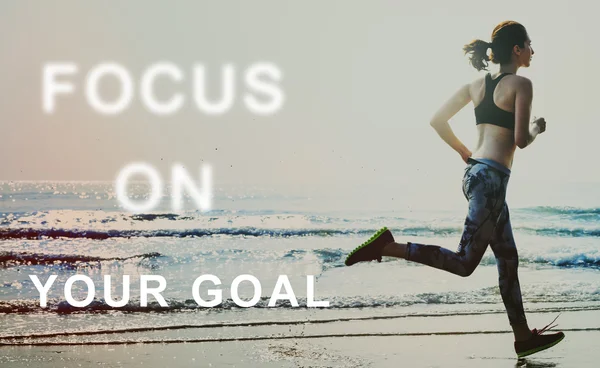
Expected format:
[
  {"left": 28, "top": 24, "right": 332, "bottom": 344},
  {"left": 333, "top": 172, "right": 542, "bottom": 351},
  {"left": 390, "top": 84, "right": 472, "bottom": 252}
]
[
  {"left": 345, "top": 227, "right": 394, "bottom": 266},
  {"left": 514, "top": 314, "right": 565, "bottom": 358}
]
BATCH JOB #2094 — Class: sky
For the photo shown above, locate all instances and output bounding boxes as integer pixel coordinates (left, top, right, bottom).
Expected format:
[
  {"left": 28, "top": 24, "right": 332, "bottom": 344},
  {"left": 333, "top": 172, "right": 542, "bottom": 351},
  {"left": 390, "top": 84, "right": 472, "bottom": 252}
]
[{"left": 0, "top": 1, "right": 597, "bottom": 205}]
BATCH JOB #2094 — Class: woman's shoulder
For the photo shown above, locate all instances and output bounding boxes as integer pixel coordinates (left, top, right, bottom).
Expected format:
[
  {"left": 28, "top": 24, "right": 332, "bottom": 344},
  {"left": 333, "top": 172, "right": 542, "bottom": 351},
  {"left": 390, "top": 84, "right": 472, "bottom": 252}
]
[
  {"left": 502, "top": 74, "right": 532, "bottom": 87},
  {"left": 469, "top": 73, "right": 532, "bottom": 91},
  {"left": 503, "top": 75, "right": 533, "bottom": 96},
  {"left": 504, "top": 73, "right": 531, "bottom": 80}
]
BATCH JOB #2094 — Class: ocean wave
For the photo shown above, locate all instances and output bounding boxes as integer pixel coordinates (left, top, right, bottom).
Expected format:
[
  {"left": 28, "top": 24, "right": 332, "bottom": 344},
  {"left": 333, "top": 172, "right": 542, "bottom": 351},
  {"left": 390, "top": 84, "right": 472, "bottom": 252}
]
[
  {"left": 130, "top": 213, "right": 194, "bottom": 221},
  {"left": 0, "top": 247, "right": 598, "bottom": 270},
  {"left": 2, "top": 225, "right": 600, "bottom": 240},
  {"left": 0, "top": 251, "right": 162, "bottom": 266},
  {"left": 2, "top": 289, "right": 599, "bottom": 315},
  {"left": 521, "top": 206, "right": 600, "bottom": 216},
  {"left": 0, "top": 227, "right": 459, "bottom": 240},
  {"left": 521, "top": 227, "right": 600, "bottom": 237},
  {"left": 2, "top": 207, "right": 600, "bottom": 241},
  {"left": 284, "top": 248, "right": 600, "bottom": 270}
]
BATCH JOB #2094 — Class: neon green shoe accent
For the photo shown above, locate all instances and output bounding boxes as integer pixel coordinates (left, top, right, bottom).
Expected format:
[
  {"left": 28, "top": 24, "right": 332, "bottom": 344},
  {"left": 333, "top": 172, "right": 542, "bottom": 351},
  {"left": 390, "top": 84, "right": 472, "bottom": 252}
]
[{"left": 345, "top": 227, "right": 389, "bottom": 265}]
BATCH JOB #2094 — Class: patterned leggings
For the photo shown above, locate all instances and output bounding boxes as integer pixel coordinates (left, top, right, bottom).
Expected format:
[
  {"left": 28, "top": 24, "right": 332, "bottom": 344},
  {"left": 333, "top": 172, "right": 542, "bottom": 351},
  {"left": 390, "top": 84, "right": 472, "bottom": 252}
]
[{"left": 405, "top": 158, "right": 527, "bottom": 326}]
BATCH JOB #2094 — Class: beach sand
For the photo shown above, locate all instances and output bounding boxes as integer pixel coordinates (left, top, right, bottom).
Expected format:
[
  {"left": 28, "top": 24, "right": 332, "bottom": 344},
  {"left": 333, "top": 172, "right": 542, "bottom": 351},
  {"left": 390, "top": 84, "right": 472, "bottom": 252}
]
[{"left": 2, "top": 308, "right": 598, "bottom": 367}]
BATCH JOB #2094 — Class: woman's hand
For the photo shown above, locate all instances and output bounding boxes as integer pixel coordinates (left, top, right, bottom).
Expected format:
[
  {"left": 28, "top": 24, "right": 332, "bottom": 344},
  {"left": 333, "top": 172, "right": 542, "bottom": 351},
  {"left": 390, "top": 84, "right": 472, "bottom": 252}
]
[
  {"left": 459, "top": 148, "right": 472, "bottom": 164},
  {"left": 531, "top": 117, "right": 546, "bottom": 134}
]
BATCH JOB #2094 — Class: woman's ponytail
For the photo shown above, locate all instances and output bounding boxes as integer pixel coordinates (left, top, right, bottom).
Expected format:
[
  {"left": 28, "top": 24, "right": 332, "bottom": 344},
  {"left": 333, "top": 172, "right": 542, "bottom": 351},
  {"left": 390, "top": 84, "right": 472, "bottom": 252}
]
[
  {"left": 463, "top": 39, "right": 492, "bottom": 71},
  {"left": 464, "top": 21, "right": 528, "bottom": 71}
]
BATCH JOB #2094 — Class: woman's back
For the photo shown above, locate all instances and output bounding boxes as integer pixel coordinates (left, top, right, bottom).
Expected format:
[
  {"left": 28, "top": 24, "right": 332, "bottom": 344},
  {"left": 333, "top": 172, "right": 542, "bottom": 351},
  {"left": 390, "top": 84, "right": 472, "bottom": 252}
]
[{"left": 469, "top": 73, "right": 526, "bottom": 169}]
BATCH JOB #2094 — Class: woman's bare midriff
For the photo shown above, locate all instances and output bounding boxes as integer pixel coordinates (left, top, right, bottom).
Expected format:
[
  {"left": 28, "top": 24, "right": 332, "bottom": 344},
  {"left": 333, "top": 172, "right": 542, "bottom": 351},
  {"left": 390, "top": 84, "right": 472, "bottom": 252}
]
[{"left": 471, "top": 123, "right": 516, "bottom": 169}]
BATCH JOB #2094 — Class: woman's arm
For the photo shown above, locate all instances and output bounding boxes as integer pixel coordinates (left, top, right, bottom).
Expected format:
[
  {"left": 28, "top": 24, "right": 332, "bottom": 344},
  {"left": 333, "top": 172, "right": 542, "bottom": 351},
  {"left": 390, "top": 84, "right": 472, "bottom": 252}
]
[
  {"left": 514, "top": 77, "right": 545, "bottom": 148},
  {"left": 429, "top": 83, "right": 472, "bottom": 163}
]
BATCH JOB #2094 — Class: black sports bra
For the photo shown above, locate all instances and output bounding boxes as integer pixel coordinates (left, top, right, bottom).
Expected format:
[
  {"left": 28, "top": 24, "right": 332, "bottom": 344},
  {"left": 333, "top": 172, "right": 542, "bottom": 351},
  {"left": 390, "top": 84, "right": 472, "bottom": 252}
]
[{"left": 474, "top": 73, "right": 515, "bottom": 130}]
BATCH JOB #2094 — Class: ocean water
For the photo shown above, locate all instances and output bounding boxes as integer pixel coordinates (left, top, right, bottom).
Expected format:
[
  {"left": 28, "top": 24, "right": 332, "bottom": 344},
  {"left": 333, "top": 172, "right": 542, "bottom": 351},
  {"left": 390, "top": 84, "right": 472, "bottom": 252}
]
[{"left": 1, "top": 181, "right": 599, "bottom": 345}]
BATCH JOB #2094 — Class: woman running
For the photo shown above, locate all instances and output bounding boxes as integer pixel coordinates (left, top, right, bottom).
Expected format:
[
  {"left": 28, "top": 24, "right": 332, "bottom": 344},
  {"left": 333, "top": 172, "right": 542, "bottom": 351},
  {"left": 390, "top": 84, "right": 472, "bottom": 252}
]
[{"left": 344, "top": 20, "right": 565, "bottom": 358}]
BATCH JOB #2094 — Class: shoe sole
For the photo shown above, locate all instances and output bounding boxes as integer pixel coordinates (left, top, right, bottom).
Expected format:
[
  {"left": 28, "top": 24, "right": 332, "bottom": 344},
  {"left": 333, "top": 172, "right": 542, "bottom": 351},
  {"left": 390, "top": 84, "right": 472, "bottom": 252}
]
[
  {"left": 516, "top": 334, "right": 565, "bottom": 358},
  {"left": 345, "top": 227, "right": 389, "bottom": 266}
]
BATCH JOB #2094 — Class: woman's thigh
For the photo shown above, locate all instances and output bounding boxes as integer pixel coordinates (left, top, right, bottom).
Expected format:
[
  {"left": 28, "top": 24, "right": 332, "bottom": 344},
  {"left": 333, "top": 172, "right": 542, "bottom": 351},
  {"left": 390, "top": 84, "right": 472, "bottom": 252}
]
[{"left": 457, "top": 163, "right": 509, "bottom": 263}]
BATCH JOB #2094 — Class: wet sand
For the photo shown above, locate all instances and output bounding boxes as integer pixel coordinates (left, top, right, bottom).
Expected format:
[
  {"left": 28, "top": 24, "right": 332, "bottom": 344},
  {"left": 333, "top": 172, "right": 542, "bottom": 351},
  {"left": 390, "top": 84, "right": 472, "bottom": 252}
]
[{"left": 1, "top": 308, "right": 599, "bottom": 367}]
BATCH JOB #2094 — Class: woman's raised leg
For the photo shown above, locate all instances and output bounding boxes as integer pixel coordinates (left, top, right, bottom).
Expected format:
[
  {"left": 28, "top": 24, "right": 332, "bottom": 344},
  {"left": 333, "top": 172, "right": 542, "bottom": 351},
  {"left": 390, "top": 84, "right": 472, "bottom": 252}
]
[{"left": 382, "top": 163, "right": 507, "bottom": 277}]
